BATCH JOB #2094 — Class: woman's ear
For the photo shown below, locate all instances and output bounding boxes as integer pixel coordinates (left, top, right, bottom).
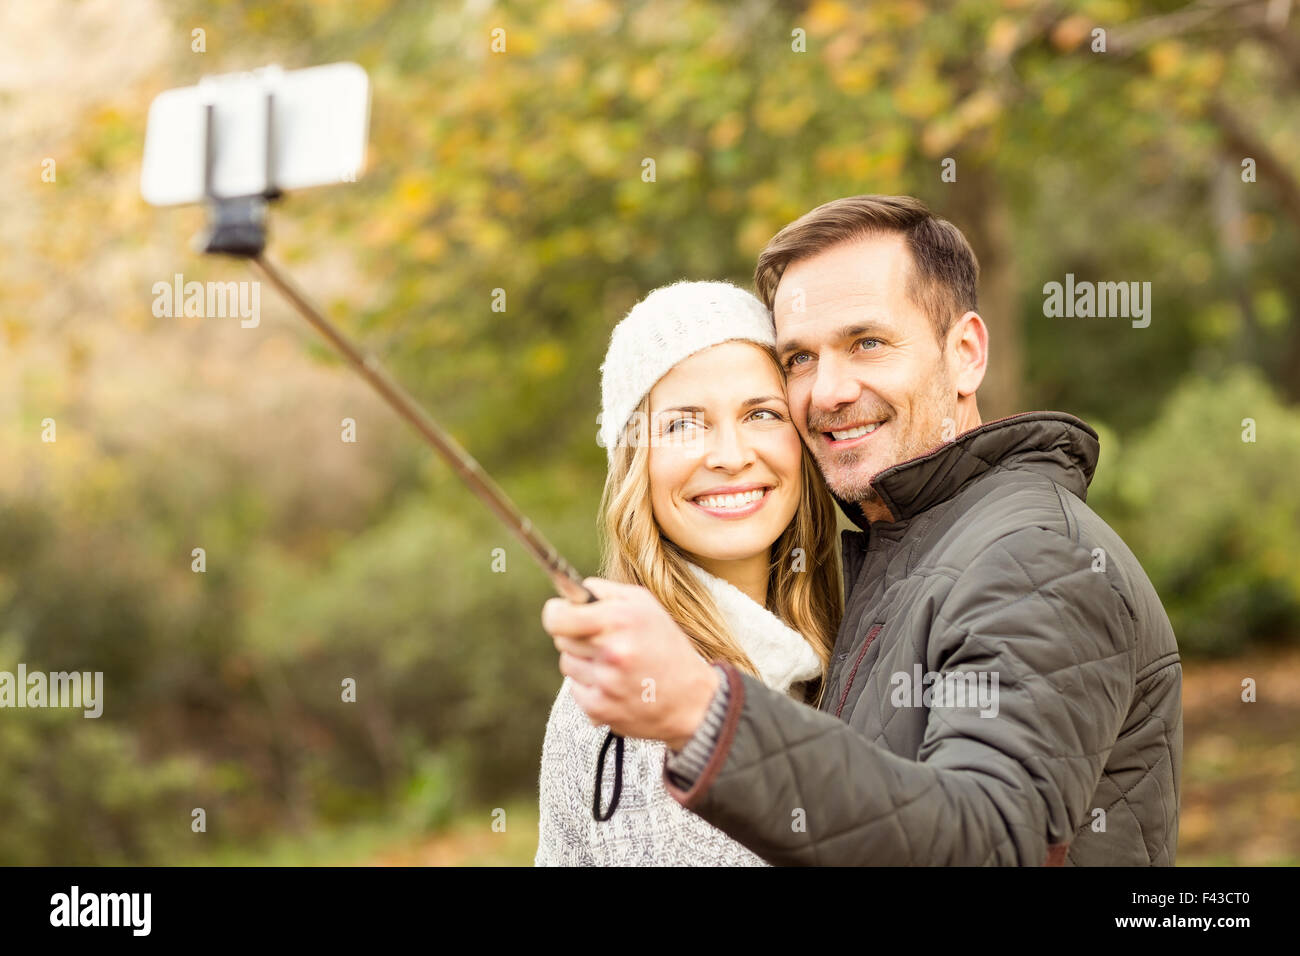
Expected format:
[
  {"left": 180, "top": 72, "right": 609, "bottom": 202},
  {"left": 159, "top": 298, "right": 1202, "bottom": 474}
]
[{"left": 949, "top": 310, "right": 988, "bottom": 398}]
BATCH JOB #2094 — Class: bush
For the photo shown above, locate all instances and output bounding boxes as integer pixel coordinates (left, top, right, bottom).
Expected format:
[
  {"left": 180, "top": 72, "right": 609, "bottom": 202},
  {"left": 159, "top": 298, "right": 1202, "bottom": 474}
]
[
  {"left": 1089, "top": 367, "right": 1300, "bottom": 656},
  {"left": 235, "top": 465, "right": 599, "bottom": 822},
  {"left": 0, "top": 639, "right": 212, "bottom": 864}
]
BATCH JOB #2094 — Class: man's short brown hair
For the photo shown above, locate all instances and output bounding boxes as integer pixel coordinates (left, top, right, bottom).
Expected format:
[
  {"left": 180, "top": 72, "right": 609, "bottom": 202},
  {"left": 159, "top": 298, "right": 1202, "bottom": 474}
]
[{"left": 754, "top": 195, "right": 980, "bottom": 342}]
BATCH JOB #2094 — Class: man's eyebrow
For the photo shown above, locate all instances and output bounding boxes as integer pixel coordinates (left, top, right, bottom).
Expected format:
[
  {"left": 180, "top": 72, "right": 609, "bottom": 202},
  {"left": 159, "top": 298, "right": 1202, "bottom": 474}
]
[{"left": 776, "top": 322, "right": 891, "bottom": 357}]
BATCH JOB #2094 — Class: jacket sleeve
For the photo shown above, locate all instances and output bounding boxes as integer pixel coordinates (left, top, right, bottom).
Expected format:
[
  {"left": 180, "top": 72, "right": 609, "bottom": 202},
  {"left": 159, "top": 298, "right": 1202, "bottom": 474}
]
[{"left": 663, "top": 526, "right": 1137, "bottom": 865}]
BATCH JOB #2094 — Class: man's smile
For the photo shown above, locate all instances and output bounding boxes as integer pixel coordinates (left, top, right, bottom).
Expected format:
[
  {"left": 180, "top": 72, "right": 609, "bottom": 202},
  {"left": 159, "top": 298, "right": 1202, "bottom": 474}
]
[{"left": 820, "top": 419, "right": 887, "bottom": 450}]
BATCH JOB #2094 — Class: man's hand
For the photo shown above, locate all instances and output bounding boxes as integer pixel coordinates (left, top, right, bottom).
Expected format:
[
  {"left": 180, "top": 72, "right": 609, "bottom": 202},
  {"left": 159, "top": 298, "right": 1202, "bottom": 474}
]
[{"left": 541, "top": 577, "right": 721, "bottom": 750}]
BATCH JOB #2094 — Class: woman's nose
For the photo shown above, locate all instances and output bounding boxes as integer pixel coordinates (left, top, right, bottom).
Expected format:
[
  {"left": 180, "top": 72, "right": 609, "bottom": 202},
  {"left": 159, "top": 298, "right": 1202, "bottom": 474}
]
[{"left": 704, "top": 424, "right": 754, "bottom": 471}]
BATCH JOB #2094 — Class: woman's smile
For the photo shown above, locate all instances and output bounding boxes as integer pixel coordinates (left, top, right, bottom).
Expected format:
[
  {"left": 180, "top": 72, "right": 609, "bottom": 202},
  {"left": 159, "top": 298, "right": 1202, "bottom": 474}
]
[{"left": 686, "top": 484, "right": 773, "bottom": 520}]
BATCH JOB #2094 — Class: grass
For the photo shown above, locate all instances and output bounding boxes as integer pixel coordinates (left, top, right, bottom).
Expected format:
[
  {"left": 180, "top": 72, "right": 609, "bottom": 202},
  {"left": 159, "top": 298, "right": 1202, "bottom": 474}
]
[
  {"left": 1173, "top": 647, "right": 1300, "bottom": 866},
  {"left": 182, "top": 799, "right": 539, "bottom": 867}
]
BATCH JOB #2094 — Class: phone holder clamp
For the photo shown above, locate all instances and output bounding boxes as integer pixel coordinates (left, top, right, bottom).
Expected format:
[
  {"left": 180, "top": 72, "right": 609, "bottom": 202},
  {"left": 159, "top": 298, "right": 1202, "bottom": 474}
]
[{"left": 198, "top": 92, "right": 282, "bottom": 258}]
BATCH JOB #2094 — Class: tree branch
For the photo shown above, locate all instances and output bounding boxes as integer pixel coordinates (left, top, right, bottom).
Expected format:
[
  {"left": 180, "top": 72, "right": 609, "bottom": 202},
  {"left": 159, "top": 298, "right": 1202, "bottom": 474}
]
[{"left": 1208, "top": 98, "right": 1300, "bottom": 231}]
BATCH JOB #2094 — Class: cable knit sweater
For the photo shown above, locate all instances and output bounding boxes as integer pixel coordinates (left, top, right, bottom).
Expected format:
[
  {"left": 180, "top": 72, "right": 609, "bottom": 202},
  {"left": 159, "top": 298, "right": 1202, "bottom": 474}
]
[{"left": 535, "top": 562, "right": 823, "bottom": 866}]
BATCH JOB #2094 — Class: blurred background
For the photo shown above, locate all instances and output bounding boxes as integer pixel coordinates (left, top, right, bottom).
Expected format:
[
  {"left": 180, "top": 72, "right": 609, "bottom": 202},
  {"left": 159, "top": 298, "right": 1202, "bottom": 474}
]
[{"left": 1, "top": 0, "right": 1297, "bottom": 865}]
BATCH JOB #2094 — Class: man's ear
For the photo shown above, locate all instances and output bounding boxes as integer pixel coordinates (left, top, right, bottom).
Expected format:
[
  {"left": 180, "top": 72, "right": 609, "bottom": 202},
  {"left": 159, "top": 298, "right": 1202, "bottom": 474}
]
[{"left": 948, "top": 310, "right": 988, "bottom": 398}]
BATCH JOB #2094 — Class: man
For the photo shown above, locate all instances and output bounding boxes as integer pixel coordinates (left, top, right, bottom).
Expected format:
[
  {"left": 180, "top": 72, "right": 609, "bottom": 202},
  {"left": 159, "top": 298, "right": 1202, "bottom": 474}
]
[{"left": 543, "top": 195, "right": 1182, "bottom": 865}]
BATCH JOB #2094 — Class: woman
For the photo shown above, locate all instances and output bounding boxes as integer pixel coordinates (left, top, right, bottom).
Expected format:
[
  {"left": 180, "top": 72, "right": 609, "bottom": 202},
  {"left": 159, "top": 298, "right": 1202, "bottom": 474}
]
[{"left": 535, "top": 280, "right": 844, "bottom": 866}]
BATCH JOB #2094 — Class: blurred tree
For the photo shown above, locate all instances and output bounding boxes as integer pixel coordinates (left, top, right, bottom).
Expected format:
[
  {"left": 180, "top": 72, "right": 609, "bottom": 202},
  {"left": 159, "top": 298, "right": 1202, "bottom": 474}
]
[{"left": 157, "top": 0, "right": 1297, "bottom": 431}]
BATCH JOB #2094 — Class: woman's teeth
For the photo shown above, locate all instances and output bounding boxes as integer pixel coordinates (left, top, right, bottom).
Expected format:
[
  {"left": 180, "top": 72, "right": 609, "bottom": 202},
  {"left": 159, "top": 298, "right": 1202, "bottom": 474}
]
[
  {"left": 831, "top": 423, "right": 880, "bottom": 441},
  {"left": 693, "top": 488, "right": 767, "bottom": 510}
]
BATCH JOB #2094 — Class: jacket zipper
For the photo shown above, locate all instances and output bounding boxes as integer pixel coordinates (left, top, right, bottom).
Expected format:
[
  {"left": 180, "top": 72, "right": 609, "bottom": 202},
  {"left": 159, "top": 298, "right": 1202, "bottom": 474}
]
[{"left": 834, "top": 623, "right": 883, "bottom": 719}]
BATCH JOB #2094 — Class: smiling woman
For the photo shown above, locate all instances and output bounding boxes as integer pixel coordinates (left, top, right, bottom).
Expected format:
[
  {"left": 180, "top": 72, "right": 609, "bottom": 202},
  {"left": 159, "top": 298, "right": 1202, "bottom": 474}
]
[
  {"left": 647, "top": 340, "right": 804, "bottom": 606},
  {"left": 536, "top": 280, "right": 843, "bottom": 866}
]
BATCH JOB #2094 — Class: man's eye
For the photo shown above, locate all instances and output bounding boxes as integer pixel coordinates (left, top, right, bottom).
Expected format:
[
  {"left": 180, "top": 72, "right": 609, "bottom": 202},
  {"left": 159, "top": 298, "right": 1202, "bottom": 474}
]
[
  {"left": 785, "top": 352, "right": 811, "bottom": 369},
  {"left": 856, "top": 338, "right": 882, "bottom": 351}
]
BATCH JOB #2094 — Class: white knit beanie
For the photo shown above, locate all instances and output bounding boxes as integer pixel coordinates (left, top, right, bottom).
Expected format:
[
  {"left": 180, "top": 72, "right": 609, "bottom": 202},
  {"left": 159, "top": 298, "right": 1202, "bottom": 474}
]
[{"left": 598, "top": 280, "right": 776, "bottom": 464}]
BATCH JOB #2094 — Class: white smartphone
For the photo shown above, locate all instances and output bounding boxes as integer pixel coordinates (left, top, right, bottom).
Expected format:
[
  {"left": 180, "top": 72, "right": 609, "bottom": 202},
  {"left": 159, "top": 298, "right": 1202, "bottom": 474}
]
[{"left": 141, "top": 62, "right": 370, "bottom": 207}]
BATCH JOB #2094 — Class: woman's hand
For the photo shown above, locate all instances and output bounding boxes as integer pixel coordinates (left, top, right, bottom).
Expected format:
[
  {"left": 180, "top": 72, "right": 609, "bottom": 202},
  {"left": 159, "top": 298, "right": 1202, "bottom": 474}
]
[{"left": 541, "top": 577, "right": 720, "bottom": 750}]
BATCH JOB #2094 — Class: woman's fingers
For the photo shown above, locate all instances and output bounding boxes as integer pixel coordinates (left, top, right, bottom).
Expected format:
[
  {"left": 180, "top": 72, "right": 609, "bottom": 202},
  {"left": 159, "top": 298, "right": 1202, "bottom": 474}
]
[
  {"left": 566, "top": 676, "right": 615, "bottom": 728},
  {"left": 553, "top": 635, "right": 601, "bottom": 660},
  {"left": 559, "top": 650, "right": 614, "bottom": 690},
  {"left": 580, "top": 576, "right": 636, "bottom": 600},
  {"left": 542, "top": 577, "right": 644, "bottom": 643},
  {"left": 541, "top": 596, "right": 606, "bottom": 639}
]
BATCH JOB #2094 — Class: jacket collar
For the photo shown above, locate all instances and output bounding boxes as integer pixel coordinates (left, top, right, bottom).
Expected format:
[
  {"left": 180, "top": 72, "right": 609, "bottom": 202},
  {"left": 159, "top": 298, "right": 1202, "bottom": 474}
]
[
  {"left": 685, "top": 562, "right": 822, "bottom": 697},
  {"left": 831, "top": 411, "right": 1100, "bottom": 530}
]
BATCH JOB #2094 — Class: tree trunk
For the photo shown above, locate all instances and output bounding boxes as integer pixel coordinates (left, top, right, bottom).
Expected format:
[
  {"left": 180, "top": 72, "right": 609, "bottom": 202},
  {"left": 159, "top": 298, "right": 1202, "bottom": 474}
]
[{"left": 943, "top": 164, "right": 1022, "bottom": 419}]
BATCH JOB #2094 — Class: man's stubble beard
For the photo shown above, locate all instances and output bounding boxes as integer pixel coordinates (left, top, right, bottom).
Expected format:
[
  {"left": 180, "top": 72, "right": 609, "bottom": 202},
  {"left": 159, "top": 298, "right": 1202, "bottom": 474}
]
[{"left": 818, "top": 359, "right": 957, "bottom": 511}]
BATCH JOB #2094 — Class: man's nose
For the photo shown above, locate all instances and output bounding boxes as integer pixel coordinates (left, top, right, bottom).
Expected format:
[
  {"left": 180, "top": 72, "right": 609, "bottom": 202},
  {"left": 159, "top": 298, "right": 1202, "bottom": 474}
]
[
  {"left": 704, "top": 422, "right": 754, "bottom": 472},
  {"left": 810, "top": 354, "right": 863, "bottom": 413}
]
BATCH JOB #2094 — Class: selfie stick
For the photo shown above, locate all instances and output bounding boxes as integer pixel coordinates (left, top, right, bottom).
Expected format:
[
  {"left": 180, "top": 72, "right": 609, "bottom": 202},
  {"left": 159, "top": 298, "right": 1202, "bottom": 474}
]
[
  {"left": 195, "top": 93, "right": 597, "bottom": 607},
  {"left": 192, "top": 89, "right": 623, "bottom": 822}
]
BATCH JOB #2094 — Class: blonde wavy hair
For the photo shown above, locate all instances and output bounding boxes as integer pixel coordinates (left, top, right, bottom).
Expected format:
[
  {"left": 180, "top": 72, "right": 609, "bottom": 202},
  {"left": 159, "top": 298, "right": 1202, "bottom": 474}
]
[{"left": 598, "top": 343, "right": 843, "bottom": 706}]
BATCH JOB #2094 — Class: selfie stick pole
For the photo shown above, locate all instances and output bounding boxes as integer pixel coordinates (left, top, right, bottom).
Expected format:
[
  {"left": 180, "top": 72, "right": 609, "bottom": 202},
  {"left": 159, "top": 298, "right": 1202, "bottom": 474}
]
[
  {"left": 250, "top": 254, "right": 600, "bottom": 606},
  {"left": 194, "top": 91, "right": 622, "bottom": 821},
  {"left": 194, "top": 94, "right": 597, "bottom": 605}
]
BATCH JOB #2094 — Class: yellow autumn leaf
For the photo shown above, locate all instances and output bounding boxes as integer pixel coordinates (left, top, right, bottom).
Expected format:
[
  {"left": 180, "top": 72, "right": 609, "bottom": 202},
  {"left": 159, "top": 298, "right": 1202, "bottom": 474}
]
[
  {"left": 709, "top": 113, "right": 744, "bottom": 150},
  {"left": 1149, "top": 40, "right": 1185, "bottom": 79},
  {"left": 2, "top": 318, "right": 29, "bottom": 349},
  {"left": 987, "top": 17, "right": 1019, "bottom": 60},
  {"left": 526, "top": 342, "right": 566, "bottom": 377},
  {"left": 807, "top": 0, "right": 851, "bottom": 35},
  {"left": 631, "top": 63, "right": 661, "bottom": 101},
  {"left": 1050, "top": 15, "right": 1091, "bottom": 52},
  {"left": 956, "top": 88, "right": 1002, "bottom": 131}
]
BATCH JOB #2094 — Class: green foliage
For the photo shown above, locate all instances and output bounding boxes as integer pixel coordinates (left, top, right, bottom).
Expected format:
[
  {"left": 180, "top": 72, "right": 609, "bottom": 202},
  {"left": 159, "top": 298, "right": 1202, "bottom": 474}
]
[
  {"left": 237, "top": 475, "right": 595, "bottom": 817},
  {"left": 1091, "top": 368, "right": 1300, "bottom": 655},
  {"left": 0, "top": 638, "right": 212, "bottom": 864},
  {"left": 401, "top": 751, "right": 462, "bottom": 832}
]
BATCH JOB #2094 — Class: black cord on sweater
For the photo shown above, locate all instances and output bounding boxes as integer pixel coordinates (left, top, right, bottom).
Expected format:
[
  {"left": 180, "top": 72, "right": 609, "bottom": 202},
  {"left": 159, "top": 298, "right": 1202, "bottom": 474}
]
[{"left": 592, "top": 730, "right": 624, "bottom": 821}]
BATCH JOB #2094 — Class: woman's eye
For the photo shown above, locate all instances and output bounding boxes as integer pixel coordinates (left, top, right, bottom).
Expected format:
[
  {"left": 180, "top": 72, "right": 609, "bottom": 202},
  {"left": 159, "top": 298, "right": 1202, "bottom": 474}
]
[
  {"left": 666, "top": 417, "right": 698, "bottom": 434},
  {"left": 748, "top": 408, "right": 784, "bottom": 422}
]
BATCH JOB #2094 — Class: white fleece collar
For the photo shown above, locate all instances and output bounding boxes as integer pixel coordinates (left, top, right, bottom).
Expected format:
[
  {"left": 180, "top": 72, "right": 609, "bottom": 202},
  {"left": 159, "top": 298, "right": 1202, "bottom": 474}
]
[{"left": 685, "top": 562, "right": 823, "bottom": 697}]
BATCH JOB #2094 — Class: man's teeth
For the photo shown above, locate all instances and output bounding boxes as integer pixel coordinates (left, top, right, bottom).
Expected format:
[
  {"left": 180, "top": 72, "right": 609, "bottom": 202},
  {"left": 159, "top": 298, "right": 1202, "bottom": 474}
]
[
  {"left": 830, "top": 423, "right": 880, "bottom": 441},
  {"left": 694, "top": 488, "right": 767, "bottom": 510}
]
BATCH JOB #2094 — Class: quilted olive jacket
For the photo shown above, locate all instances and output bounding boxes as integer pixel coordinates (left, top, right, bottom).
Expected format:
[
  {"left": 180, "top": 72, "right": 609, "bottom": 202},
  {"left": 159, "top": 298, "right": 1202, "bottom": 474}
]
[{"left": 664, "top": 412, "right": 1182, "bottom": 865}]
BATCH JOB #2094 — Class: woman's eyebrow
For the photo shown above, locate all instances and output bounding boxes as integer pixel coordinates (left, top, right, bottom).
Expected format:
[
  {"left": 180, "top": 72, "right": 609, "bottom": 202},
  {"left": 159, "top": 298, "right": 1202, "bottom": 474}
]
[{"left": 658, "top": 395, "right": 785, "bottom": 414}]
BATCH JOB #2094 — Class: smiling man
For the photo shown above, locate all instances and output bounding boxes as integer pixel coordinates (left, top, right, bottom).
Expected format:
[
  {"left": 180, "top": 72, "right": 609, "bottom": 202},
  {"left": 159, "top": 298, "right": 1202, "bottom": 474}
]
[
  {"left": 542, "top": 195, "right": 1183, "bottom": 866},
  {"left": 769, "top": 224, "right": 984, "bottom": 520}
]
